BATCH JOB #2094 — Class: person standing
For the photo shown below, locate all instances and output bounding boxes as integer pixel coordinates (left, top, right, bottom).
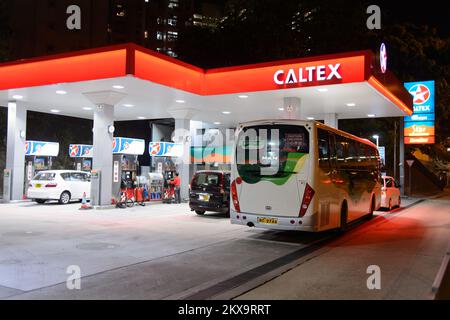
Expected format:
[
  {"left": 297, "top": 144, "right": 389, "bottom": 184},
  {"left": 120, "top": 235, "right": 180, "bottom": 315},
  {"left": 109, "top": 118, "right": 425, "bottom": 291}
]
[{"left": 170, "top": 173, "right": 181, "bottom": 204}]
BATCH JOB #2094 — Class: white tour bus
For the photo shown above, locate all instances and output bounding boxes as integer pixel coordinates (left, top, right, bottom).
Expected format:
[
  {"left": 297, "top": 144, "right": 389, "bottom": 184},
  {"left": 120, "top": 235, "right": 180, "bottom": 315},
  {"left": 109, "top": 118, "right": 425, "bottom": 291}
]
[{"left": 230, "top": 120, "right": 382, "bottom": 232}]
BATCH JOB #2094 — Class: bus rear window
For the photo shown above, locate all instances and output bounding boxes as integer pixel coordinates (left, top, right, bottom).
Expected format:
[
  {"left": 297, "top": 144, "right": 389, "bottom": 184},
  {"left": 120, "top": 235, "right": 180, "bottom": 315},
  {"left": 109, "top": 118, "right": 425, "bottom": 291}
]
[{"left": 237, "top": 125, "right": 309, "bottom": 178}]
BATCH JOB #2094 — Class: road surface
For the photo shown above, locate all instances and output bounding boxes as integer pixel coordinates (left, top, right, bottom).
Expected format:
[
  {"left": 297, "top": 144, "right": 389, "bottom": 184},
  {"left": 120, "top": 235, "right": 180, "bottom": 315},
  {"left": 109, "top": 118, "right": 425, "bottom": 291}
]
[{"left": 0, "top": 192, "right": 448, "bottom": 300}]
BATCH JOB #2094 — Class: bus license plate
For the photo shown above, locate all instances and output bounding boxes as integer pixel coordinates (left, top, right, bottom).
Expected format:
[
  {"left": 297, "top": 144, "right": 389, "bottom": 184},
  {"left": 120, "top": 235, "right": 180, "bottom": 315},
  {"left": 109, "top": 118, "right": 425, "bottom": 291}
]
[
  {"left": 199, "top": 194, "right": 210, "bottom": 202},
  {"left": 258, "top": 217, "right": 278, "bottom": 225}
]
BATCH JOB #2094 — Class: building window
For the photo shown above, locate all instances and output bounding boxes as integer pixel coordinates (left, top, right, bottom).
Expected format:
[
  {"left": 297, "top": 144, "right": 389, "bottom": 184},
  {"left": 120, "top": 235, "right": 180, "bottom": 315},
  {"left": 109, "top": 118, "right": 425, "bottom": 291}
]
[
  {"left": 168, "top": 16, "right": 178, "bottom": 26},
  {"left": 115, "top": 4, "right": 126, "bottom": 17},
  {"left": 168, "top": 0, "right": 179, "bottom": 9},
  {"left": 167, "top": 31, "right": 178, "bottom": 42},
  {"left": 167, "top": 50, "right": 177, "bottom": 58}
]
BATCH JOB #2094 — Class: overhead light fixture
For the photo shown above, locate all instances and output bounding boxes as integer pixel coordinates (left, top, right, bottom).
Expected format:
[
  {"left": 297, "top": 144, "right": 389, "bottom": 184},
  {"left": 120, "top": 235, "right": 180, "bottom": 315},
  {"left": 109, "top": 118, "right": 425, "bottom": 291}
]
[
  {"left": 12, "top": 95, "right": 24, "bottom": 100},
  {"left": 222, "top": 111, "right": 231, "bottom": 115},
  {"left": 346, "top": 103, "right": 356, "bottom": 107},
  {"left": 278, "top": 108, "right": 285, "bottom": 111},
  {"left": 137, "top": 116, "right": 146, "bottom": 120},
  {"left": 123, "top": 104, "right": 134, "bottom": 108},
  {"left": 56, "top": 90, "right": 67, "bottom": 95},
  {"left": 83, "top": 107, "right": 93, "bottom": 111},
  {"left": 50, "top": 109, "right": 60, "bottom": 113},
  {"left": 317, "top": 88, "right": 329, "bottom": 92},
  {"left": 175, "top": 100, "right": 186, "bottom": 104},
  {"left": 368, "top": 114, "right": 376, "bottom": 118},
  {"left": 113, "top": 85, "right": 125, "bottom": 89},
  {"left": 214, "top": 122, "right": 221, "bottom": 125},
  {"left": 307, "top": 117, "right": 315, "bottom": 120},
  {"left": 238, "top": 95, "right": 249, "bottom": 99}
]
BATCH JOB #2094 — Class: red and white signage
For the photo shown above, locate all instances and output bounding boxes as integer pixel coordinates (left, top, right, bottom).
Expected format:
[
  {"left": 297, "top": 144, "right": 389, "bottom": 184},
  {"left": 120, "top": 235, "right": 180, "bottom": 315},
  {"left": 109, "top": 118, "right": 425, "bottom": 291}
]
[
  {"left": 273, "top": 64, "right": 342, "bottom": 85},
  {"left": 380, "top": 43, "right": 387, "bottom": 74}
]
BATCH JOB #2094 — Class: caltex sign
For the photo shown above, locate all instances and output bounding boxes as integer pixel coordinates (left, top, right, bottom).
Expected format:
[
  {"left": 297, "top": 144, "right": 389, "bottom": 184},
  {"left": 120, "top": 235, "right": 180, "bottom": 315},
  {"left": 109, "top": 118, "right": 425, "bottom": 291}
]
[{"left": 404, "top": 81, "right": 435, "bottom": 145}]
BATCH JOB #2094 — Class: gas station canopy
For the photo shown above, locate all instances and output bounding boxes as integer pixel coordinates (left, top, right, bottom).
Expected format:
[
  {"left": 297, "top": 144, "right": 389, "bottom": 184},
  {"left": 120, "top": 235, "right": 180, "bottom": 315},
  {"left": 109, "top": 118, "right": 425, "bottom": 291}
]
[{"left": 0, "top": 43, "right": 412, "bottom": 126}]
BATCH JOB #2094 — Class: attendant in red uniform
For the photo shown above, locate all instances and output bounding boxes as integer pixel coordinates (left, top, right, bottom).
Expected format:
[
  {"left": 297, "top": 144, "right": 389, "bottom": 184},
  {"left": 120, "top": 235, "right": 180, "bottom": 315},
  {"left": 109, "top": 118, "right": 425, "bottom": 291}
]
[{"left": 170, "top": 173, "right": 181, "bottom": 204}]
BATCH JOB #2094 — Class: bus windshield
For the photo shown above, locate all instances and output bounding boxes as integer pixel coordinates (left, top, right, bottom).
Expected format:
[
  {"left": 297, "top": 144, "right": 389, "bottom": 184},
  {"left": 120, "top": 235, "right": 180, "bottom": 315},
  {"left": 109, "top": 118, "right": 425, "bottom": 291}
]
[{"left": 236, "top": 125, "right": 309, "bottom": 180}]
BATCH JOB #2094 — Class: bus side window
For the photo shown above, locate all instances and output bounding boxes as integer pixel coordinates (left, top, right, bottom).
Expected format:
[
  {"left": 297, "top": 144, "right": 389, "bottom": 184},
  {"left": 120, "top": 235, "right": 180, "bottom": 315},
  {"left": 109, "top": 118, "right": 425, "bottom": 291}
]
[
  {"left": 335, "top": 135, "right": 347, "bottom": 167},
  {"left": 329, "top": 133, "right": 337, "bottom": 168},
  {"left": 318, "top": 129, "right": 330, "bottom": 170}
]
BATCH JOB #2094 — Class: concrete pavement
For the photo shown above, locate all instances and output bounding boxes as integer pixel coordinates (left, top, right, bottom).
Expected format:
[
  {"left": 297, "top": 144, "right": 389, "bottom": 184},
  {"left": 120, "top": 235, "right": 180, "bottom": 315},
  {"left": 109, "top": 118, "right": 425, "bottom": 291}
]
[
  {"left": 0, "top": 194, "right": 448, "bottom": 300},
  {"left": 236, "top": 192, "right": 450, "bottom": 300},
  {"left": 0, "top": 201, "right": 315, "bottom": 299}
]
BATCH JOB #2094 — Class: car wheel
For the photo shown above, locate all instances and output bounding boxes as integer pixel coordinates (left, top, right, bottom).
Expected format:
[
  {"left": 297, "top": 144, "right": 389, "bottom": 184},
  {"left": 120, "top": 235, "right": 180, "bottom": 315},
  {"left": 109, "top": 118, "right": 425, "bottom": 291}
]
[
  {"left": 195, "top": 210, "right": 206, "bottom": 215},
  {"left": 338, "top": 202, "right": 348, "bottom": 233},
  {"left": 59, "top": 191, "right": 71, "bottom": 205},
  {"left": 388, "top": 199, "right": 393, "bottom": 211},
  {"left": 35, "top": 199, "right": 46, "bottom": 204}
]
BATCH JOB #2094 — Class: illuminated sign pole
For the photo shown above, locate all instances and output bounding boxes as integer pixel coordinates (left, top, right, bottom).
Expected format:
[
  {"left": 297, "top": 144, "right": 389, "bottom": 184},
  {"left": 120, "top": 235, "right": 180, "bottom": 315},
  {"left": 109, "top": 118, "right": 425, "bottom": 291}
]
[
  {"left": 403, "top": 81, "right": 436, "bottom": 145},
  {"left": 401, "top": 81, "right": 435, "bottom": 195}
]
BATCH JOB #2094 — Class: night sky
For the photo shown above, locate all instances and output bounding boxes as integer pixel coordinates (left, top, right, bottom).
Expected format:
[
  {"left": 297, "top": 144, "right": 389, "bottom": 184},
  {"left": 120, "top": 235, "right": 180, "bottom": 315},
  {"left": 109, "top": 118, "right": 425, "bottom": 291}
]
[{"left": 371, "top": 0, "right": 449, "bottom": 36}]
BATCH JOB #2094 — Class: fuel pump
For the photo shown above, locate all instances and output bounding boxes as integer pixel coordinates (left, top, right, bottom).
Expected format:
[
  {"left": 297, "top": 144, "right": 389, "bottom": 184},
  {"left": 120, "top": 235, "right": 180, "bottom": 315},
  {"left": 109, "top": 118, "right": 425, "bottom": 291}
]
[
  {"left": 24, "top": 141, "right": 59, "bottom": 192},
  {"left": 69, "top": 144, "right": 93, "bottom": 172},
  {"left": 111, "top": 138, "right": 146, "bottom": 199},
  {"left": 149, "top": 142, "right": 183, "bottom": 203}
]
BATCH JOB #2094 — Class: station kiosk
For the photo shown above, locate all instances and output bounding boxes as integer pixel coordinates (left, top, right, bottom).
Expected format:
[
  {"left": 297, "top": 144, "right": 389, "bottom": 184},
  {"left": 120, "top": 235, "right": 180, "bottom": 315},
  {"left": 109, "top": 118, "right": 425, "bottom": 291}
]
[
  {"left": 24, "top": 141, "right": 60, "bottom": 192},
  {"left": 69, "top": 144, "right": 93, "bottom": 172},
  {"left": 111, "top": 137, "right": 146, "bottom": 199}
]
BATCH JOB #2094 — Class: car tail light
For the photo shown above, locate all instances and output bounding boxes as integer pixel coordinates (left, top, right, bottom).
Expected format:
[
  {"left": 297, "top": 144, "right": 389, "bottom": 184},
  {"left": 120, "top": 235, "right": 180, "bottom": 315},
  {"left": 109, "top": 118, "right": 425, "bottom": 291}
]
[
  {"left": 231, "top": 180, "right": 241, "bottom": 213},
  {"left": 45, "top": 183, "right": 58, "bottom": 188},
  {"left": 299, "top": 183, "right": 315, "bottom": 217}
]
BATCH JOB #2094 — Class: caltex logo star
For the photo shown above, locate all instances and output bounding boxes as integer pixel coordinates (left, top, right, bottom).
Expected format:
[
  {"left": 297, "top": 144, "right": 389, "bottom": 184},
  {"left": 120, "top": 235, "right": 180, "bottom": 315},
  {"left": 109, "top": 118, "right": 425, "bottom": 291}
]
[
  {"left": 70, "top": 145, "right": 79, "bottom": 157},
  {"left": 409, "top": 84, "right": 430, "bottom": 104}
]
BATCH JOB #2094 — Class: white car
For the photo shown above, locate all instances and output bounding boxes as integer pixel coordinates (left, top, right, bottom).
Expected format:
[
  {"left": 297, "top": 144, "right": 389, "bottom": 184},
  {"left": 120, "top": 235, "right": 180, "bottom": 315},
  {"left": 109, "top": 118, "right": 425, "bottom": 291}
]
[
  {"left": 27, "top": 170, "right": 91, "bottom": 205},
  {"left": 381, "top": 176, "right": 401, "bottom": 211}
]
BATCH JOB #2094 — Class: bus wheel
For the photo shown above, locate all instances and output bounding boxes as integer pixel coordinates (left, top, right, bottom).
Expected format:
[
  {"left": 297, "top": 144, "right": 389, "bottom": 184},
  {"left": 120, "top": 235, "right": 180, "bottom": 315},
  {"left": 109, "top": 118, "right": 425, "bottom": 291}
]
[
  {"left": 338, "top": 202, "right": 348, "bottom": 233},
  {"left": 195, "top": 210, "right": 205, "bottom": 215}
]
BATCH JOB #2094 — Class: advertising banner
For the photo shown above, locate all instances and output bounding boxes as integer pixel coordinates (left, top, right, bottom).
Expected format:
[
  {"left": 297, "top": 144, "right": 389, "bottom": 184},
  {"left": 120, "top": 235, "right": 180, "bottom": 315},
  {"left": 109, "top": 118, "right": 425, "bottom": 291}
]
[
  {"left": 404, "top": 121, "right": 435, "bottom": 137},
  {"left": 113, "top": 138, "right": 145, "bottom": 155},
  {"left": 25, "top": 141, "right": 60, "bottom": 157},
  {"left": 191, "top": 146, "right": 232, "bottom": 164},
  {"left": 404, "top": 81, "right": 435, "bottom": 145},
  {"left": 69, "top": 144, "right": 94, "bottom": 158},
  {"left": 149, "top": 142, "right": 183, "bottom": 158}
]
